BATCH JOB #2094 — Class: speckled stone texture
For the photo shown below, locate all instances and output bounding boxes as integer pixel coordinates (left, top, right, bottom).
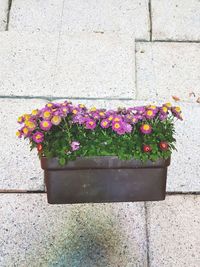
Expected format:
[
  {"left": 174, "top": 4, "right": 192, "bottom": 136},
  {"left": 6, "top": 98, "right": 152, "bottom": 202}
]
[
  {"left": 9, "top": 0, "right": 149, "bottom": 40},
  {"left": 0, "top": 194, "right": 147, "bottom": 267},
  {"left": 152, "top": 0, "right": 200, "bottom": 41},
  {"left": 0, "top": 99, "right": 46, "bottom": 190},
  {"left": 147, "top": 195, "right": 200, "bottom": 267},
  {"left": 0, "top": 32, "right": 59, "bottom": 96},
  {"left": 0, "top": 0, "right": 8, "bottom": 30},
  {"left": 167, "top": 103, "right": 200, "bottom": 192},
  {"left": 53, "top": 33, "right": 135, "bottom": 98},
  {"left": 136, "top": 42, "right": 200, "bottom": 101},
  {"left": 9, "top": 0, "right": 63, "bottom": 32},
  {"left": 61, "top": 0, "right": 150, "bottom": 40}
]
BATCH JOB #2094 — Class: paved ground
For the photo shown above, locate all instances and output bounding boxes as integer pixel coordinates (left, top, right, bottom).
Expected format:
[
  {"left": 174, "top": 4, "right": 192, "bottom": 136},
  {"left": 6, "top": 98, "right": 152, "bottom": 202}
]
[{"left": 0, "top": 1, "right": 200, "bottom": 266}]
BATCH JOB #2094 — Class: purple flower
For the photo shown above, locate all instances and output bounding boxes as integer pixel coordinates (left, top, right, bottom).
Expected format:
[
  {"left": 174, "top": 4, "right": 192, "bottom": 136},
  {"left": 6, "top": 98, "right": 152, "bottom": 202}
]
[
  {"left": 85, "top": 119, "right": 96, "bottom": 130},
  {"left": 100, "top": 119, "right": 110, "bottom": 129},
  {"left": 41, "top": 108, "right": 52, "bottom": 120},
  {"left": 40, "top": 120, "right": 52, "bottom": 131},
  {"left": 71, "top": 141, "right": 80, "bottom": 151},
  {"left": 124, "top": 123, "right": 132, "bottom": 133},
  {"left": 145, "top": 109, "right": 156, "bottom": 119},
  {"left": 32, "top": 131, "right": 44, "bottom": 143},
  {"left": 140, "top": 124, "right": 152, "bottom": 134}
]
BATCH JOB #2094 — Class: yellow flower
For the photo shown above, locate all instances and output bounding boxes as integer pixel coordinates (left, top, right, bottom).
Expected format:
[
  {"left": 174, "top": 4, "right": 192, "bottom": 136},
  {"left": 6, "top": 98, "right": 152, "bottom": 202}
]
[
  {"left": 90, "top": 107, "right": 97, "bottom": 112},
  {"left": 31, "top": 109, "right": 39, "bottom": 116}
]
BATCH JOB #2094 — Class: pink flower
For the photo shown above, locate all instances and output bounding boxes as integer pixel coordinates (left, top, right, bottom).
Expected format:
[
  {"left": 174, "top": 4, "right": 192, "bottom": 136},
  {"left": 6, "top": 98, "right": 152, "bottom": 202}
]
[
  {"left": 71, "top": 141, "right": 80, "bottom": 151},
  {"left": 140, "top": 124, "right": 152, "bottom": 134},
  {"left": 32, "top": 131, "right": 44, "bottom": 143},
  {"left": 100, "top": 119, "right": 110, "bottom": 129},
  {"left": 85, "top": 119, "right": 96, "bottom": 130},
  {"left": 40, "top": 120, "right": 52, "bottom": 131}
]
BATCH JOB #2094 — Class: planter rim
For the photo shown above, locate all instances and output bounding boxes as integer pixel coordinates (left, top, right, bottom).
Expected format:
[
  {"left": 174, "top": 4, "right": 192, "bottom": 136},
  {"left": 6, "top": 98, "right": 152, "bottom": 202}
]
[{"left": 41, "top": 156, "right": 171, "bottom": 170}]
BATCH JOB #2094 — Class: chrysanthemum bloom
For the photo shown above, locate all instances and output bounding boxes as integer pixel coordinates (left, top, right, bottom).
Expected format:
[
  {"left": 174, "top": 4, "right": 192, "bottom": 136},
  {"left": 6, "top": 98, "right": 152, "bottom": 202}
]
[
  {"left": 60, "top": 106, "right": 69, "bottom": 116},
  {"left": 107, "top": 115, "right": 114, "bottom": 121},
  {"left": 124, "top": 123, "right": 132, "bottom": 133},
  {"left": 41, "top": 108, "right": 52, "bottom": 120},
  {"left": 40, "top": 120, "right": 52, "bottom": 131},
  {"left": 145, "top": 109, "right": 156, "bottom": 119},
  {"left": 78, "top": 104, "right": 85, "bottom": 109},
  {"left": 32, "top": 131, "right": 44, "bottom": 143},
  {"left": 113, "top": 116, "right": 122, "bottom": 122},
  {"left": 90, "top": 107, "right": 97, "bottom": 112},
  {"left": 140, "top": 124, "right": 152, "bottom": 134},
  {"left": 26, "top": 120, "right": 37, "bottom": 131},
  {"left": 51, "top": 115, "right": 61, "bottom": 125},
  {"left": 46, "top": 103, "right": 54, "bottom": 108},
  {"left": 147, "top": 105, "right": 158, "bottom": 112},
  {"left": 100, "top": 119, "right": 110, "bottom": 129},
  {"left": 23, "top": 114, "right": 31, "bottom": 121},
  {"left": 16, "top": 130, "right": 22, "bottom": 138},
  {"left": 17, "top": 116, "right": 24, "bottom": 124},
  {"left": 72, "top": 108, "right": 79, "bottom": 115},
  {"left": 85, "top": 119, "right": 96, "bottom": 130},
  {"left": 31, "top": 109, "right": 39, "bottom": 116},
  {"left": 160, "top": 106, "right": 168, "bottom": 114},
  {"left": 22, "top": 126, "right": 30, "bottom": 137},
  {"left": 99, "top": 111, "right": 106, "bottom": 118},
  {"left": 112, "top": 121, "right": 124, "bottom": 133},
  {"left": 134, "top": 106, "right": 146, "bottom": 114},
  {"left": 163, "top": 103, "right": 172, "bottom": 109},
  {"left": 71, "top": 141, "right": 80, "bottom": 151},
  {"left": 171, "top": 107, "right": 183, "bottom": 120}
]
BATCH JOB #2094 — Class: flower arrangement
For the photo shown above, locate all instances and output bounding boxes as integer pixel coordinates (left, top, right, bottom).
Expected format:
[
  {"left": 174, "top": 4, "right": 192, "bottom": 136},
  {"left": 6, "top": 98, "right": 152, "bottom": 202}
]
[{"left": 16, "top": 101, "right": 182, "bottom": 165}]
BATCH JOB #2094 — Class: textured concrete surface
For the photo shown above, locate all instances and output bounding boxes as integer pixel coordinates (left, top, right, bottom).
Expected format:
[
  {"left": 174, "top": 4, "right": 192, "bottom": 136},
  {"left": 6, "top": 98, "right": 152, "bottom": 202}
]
[
  {"left": 167, "top": 103, "right": 200, "bottom": 192},
  {"left": 136, "top": 42, "right": 200, "bottom": 101},
  {"left": 147, "top": 195, "right": 200, "bottom": 267},
  {"left": 0, "top": 194, "right": 147, "bottom": 267},
  {"left": 61, "top": 0, "right": 150, "bottom": 40},
  {"left": 54, "top": 33, "right": 135, "bottom": 98},
  {"left": 0, "top": 32, "right": 59, "bottom": 96},
  {"left": 0, "top": 0, "right": 8, "bottom": 31},
  {"left": 0, "top": 99, "right": 46, "bottom": 190},
  {"left": 152, "top": 0, "right": 200, "bottom": 41},
  {"left": 9, "top": 0, "right": 63, "bottom": 32}
]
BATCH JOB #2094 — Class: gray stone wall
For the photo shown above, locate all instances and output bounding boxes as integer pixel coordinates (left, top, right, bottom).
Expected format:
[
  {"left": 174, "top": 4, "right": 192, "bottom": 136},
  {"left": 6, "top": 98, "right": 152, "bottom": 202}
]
[{"left": 0, "top": 1, "right": 200, "bottom": 266}]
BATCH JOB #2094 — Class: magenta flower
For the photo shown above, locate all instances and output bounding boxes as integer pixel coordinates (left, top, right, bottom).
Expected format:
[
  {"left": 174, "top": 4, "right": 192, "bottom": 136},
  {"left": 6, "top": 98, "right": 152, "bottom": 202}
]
[
  {"left": 100, "top": 119, "right": 110, "bottom": 129},
  {"left": 32, "top": 131, "right": 44, "bottom": 143},
  {"left": 145, "top": 109, "right": 156, "bottom": 119},
  {"left": 71, "top": 141, "right": 80, "bottom": 151},
  {"left": 41, "top": 108, "right": 52, "bottom": 120},
  {"left": 40, "top": 120, "right": 52, "bottom": 131},
  {"left": 85, "top": 119, "right": 96, "bottom": 130},
  {"left": 112, "top": 121, "right": 125, "bottom": 135},
  {"left": 140, "top": 124, "right": 152, "bottom": 134}
]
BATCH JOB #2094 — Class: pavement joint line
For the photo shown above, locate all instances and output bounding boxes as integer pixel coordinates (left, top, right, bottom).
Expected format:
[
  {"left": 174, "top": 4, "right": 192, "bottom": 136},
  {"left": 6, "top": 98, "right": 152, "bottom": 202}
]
[
  {"left": 136, "top": 40, "right": 200, "bottom": 44},
  {"left": 144, "top": 202, "right": 150, "bottom": 267},
  {"left": 5, "top": 0, "right": 12, "bottom": 31},
  {"left": 0, "top": 95, "right": 135, "bottom": 101},
  {"left": 148, "top": 0, "right": 152, "bottom": 42}
]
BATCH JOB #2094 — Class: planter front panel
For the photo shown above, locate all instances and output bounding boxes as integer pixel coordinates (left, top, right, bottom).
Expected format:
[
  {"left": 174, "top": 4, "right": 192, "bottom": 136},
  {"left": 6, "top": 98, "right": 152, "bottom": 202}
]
[{"left": 44, "top": 168, "right": 167, "bottom": 204}]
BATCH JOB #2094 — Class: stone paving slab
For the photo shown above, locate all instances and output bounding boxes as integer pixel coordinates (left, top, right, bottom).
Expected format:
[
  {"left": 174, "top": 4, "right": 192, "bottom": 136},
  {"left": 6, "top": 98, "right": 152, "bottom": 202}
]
[
  {"left": 0, "top": 32, "right": 59, "bottom": 96},
  {"left": 136, "top": 42, "right": 200, "bottom": 101},
  {"left": 147, "top": 195, "right": 200, "bottom": 267},
  {"left": 0, "top": 99, "right": 46, "bottom": 191},
  {"left": 0, "top": 194, "right": 147, "bottom": 267},
  {"left": 152, "top": 0, "right": 200, "bottom": 41},
  {"left": 53, "top": 33, "right": 135, "bottom": 98},
  {"left": 0, "top": 0, "right": 8, "bottom": 31},
  {"left": 9, "top": 0, "right": 63, "bottom": 32},
  {"left": 61, "top": 0, "right": 150, "bottom": 40},
  {"left": 167, "top": 103, "right": 200, "bottom": 192}
]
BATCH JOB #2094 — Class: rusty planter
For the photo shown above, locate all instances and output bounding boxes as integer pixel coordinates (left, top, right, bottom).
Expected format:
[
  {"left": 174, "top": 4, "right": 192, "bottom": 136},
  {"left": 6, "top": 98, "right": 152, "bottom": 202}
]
[{"left": 41, "top": 156, "right": 170, "bottom": 204}]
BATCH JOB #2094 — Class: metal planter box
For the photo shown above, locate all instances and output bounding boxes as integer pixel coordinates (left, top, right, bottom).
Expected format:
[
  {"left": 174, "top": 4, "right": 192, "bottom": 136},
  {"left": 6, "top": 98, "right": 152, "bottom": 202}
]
[{"left": 41, "top": 156, "right": 170, "bottom": 204}]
